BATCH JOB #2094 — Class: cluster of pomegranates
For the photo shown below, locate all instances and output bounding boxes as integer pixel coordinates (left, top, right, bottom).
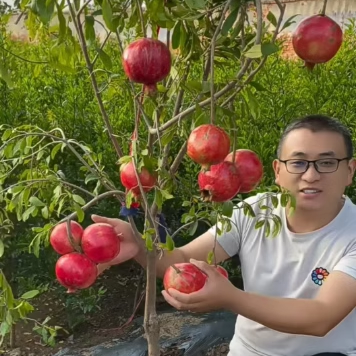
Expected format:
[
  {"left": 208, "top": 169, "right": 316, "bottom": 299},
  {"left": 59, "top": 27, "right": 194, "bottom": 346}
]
[
  {"left": 187, "top": 123, "right": 264, "bottom": 203},
  {"left": 50, "top": 221, "right": 121, "bottom": 293}
]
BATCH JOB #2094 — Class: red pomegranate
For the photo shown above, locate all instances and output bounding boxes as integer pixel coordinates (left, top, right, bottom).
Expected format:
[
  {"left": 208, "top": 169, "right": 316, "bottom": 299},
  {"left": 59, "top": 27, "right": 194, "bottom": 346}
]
[
  {"left": 55, "top": 252, "right": 98, "bottom": 293},
  {"left": 187, "top": 124, "right": 231, "bottom": 169},
  {"left": 225, "top": 149, "right": 263, "bottom": 193},
  {"left": 198, "top": 161, "right": 241, "bottom": 202},
  {"left": 81, "top": 223, "right": 121, "bottom": 264},
  {"left": 122, "top": 38, "right": 171, "bottom": 95},
  {"left": 50, "top": 221, "right": 83, "bottom": 255},
  {"left": 292, "top": 14, "right": 343, "bottom": 70},
  {"left": 120, "top": 161, "right": 157, "bottom": 197},
  {"left": 216, "top": 265, "right": 229, "bottom": 278},
  {"left": 163, "top": 262, "right": 207, "bottom": 294}
]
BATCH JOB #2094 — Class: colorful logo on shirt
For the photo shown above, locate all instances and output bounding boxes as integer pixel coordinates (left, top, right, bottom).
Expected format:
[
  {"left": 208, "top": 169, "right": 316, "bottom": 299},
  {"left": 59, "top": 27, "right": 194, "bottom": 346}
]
[{"left": 311, "top": 267, "right": 329, "bottom": 286}]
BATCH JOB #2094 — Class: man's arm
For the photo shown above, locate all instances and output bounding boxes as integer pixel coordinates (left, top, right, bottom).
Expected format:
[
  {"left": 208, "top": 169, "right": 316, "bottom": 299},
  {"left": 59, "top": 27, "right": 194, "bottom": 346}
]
[
  {"left": 134, "top": 231, "right": 231, "bottom": 278},
  {"left": 227, "top": 270, "right": 356, "bottom": 336}
]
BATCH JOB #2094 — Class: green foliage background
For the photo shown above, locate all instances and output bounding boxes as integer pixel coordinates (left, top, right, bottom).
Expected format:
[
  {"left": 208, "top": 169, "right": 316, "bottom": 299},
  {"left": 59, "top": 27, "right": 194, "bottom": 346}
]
[{"left": 1, "top": 11, "right": 356, "bottom": 342}]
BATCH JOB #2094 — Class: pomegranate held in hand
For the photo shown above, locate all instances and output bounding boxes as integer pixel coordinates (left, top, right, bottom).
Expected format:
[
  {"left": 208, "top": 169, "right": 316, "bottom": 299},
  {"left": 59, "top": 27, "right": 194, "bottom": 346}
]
[
  {"left": 120, "top": 161, "right": 157, "bottom": 197},
  {"left": 187, "top": 124, "right": 230, "bottom": 170},
  {"left": 216, "top": 265, "right": 229, "bottom": 278},
  {"left": 81, "top": 223, "right": 121, "bottom": 263},
  {"left": 55, "top": 252, "right": 97, "bottom": 293},
  {"left": 50, "top": 221, "right": 83, "bottom": 255},
  {"left": 225, "top": 149, "right": 263, "bottom": 193},
  {"left": 198, "top": 161, "right": 241, "bottom": 202},
  {"left": 292, "top": 14, "right": 343, "bottom": 70},
  {"left": 163, "top": 262, "right": 207, "bottom": 294},
  {"left": 122, "top": 38, "right": 171, "bottom": 95}
]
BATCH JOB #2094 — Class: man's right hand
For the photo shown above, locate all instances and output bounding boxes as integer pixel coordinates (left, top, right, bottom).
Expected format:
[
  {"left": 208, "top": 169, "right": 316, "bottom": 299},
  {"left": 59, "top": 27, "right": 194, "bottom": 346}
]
[{"left": 91, "top": 214, "right": 140, "bottom": 275}]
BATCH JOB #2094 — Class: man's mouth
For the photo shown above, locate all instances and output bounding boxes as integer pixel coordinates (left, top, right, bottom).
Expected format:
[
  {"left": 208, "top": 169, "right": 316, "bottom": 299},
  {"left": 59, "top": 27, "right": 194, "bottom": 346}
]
[{"left": 300, "top": 189, "right": 322, "bottom": 194}]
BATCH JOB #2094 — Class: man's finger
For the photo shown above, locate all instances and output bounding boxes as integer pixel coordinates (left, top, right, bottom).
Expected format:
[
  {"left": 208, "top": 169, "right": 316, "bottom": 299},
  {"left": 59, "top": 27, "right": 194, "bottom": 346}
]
[
  {"left": 91, "top": 214, "right": 116, "bottom": 224},
  {"left": 189, "top": 258, "right": 216, "bottom": 276}
]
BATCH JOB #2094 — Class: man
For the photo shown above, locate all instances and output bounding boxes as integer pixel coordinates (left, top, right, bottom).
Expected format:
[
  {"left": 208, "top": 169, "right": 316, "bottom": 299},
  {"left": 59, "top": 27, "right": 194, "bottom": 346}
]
[{"left": 92, "top": 115, "right": 356, "bottom": 356}]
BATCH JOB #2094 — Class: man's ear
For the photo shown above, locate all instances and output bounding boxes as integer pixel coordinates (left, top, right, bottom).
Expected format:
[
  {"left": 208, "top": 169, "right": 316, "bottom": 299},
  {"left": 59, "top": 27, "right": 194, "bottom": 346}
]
[
  {"left": 273, "top": 159, "right": 281, "bottom": 185},
  {"left": 347, "top": 158, "right": 356, "bottom": 186}
]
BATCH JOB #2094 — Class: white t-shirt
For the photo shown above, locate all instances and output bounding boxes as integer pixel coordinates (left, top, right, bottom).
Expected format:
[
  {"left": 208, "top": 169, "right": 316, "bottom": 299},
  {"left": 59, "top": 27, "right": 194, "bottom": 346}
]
[{"left": 209, "top": 192, "right": 356, "bottom": 356}]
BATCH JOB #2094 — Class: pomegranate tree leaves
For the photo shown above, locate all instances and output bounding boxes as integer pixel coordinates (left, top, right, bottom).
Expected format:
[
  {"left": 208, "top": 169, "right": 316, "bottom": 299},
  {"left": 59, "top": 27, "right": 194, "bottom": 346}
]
[{"left": 184, "top": 0, "right": 206, "bottom": 10}]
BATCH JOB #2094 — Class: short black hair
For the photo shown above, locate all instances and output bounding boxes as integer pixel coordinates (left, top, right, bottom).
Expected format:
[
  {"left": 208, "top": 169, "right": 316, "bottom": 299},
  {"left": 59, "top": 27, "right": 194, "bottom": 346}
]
[{"left": 277, "top": 114, "right": 354, "bottom": 158}]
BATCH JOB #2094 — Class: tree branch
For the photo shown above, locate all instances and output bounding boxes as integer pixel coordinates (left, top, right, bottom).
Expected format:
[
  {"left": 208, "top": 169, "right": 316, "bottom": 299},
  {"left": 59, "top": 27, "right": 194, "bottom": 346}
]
[
  {"left": 67, "top": 0, "right": 124, "bottom": 159},
  {"left": 210, "top": 0, "right": 231, "bottom": 124},
  {"left": 59, "top": 190, "right": 126, "bottom": 223}
]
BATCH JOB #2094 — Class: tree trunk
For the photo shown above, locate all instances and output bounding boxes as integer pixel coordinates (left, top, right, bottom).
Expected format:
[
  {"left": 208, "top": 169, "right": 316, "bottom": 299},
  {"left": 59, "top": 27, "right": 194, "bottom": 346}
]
[{"left": 144, "top": 247, "right": 160, "bottom": 356}]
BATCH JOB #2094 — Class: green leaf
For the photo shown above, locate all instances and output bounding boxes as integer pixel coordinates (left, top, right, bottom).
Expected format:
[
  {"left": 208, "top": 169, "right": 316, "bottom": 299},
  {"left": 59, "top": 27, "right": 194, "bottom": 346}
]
[
  {"left": 72, "top": 194, "right": 86, "bottom": 206},
  {"left": 255, "top": 219, "right": 265, "bottom": 229},
  {"left": 221, "top": 7, "right": 239, "bottom": 36},
  {"left": 184, "top": 0, "right": 205, "bottom": 9},
  {"left": 280, "top": 193, "right": 288, "bottom": 207},
  {"left": 1, "top": 129, "right": 12, "bottom": 141},
  {"left": 29, "top": 196, "right": 45, "bottom": 207},
  {"left": 0, "top": 322, "right": 10, "bottom": 337},
  {"left": 271, "top": 195, "right": 279, "bottom": 209},
  {"left": 188, "top": 220, "right": 198, "bottom": 236},
  {"left": 171, "top": 21, "right": 181, "bottom": 49},
  {"left": 20, "top": 290, "right": 40, "bottom": 300},
  {"left": 97, "top": 48, "right": 113, "bottom": 70},
  {"left": 161, "top": 190, "right": 174, "bottom": 200},
  {"left": 0, "top": 63, "right": 13, "bottom": 88},
  {"left": 74, "top": 204, "right": 85, "bottom": 222},
  {"left": 267, "top": 11, "right": 277, "bottom": 27},
  {"left": 51, "top": 142, "right": 62, "bottom": 160},
  {"left": 155, "top": 190, "right": 163, "bottom": 209},
  {"left": 0, "top": 240, "right": 4, "bottom": 258},
  {"left": 165, "top": 234, "right": 175, "bottom": 251},
  {"left": 55, "top": 1, "right": 66, "bottom": 43},
  {"left": 102, "top": 0, "right": 116, "bottom": 31},
  {"left": 207, "top": 251, "right": 214, "bottom": 264},
  {"left": 244, "top": 44, "right": 262, "bottom": 58},
  {"left": 41, "top": 206, "right": 49, "bottom": 219},
  {"left": 85, "top": 15, "right": 96, "bottom": 46},
  {"left": 264, "top": 220, "right": 271, "bottom": 237},
  {"left": 281, "top": 14, "right": 299, "bottom": 32},
  {"left": 222, "top": 200, "right": 234, "bottom": 218},
  {"left": 30, "top": 0, "right": 55, "bottom": 25},
  {"left": 23, "top": 206, "right": 37, "bottom": 221},
  {"left": 261, "top": 42, "right": 279, "bottom": 56}
]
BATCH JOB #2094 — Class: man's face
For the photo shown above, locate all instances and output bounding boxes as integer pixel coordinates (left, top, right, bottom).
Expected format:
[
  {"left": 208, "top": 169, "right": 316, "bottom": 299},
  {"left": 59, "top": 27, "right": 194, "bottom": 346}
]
[{"left": 273, "top": 128, "right": 356, "bottom": 212}]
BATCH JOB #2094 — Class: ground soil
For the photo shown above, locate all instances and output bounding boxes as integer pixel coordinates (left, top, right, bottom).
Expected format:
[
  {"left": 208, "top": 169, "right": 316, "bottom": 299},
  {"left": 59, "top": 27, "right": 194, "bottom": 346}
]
[{"left": 2, "top": 261, "right": 237, "bottom": 356}]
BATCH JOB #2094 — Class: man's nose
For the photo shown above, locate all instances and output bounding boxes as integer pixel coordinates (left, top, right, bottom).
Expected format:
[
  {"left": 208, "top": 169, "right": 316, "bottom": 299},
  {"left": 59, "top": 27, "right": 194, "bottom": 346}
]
[{"left": 301, "top": 162, "right": 321, "bottom": 181}]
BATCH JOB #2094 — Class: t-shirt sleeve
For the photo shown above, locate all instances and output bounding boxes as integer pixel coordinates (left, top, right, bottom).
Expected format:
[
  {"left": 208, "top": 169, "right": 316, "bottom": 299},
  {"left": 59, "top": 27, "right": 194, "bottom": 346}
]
[
  {"left": 208, "top": 194, "right": 264, "bottom": 258},
  {"left": 333, "top": 242, "right": 356, "bottom": 280}
]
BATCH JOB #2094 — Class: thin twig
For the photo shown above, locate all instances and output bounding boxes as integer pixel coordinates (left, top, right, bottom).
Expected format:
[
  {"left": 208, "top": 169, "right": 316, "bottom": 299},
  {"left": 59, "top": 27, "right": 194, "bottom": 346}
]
[
  {"left": 321, "top": 0, "right": 328, "bottom": 15},
  {"left": 58, "top": 190, "right": 126, "bottom": 223},
  {"left": 210, "top": 0, "right": 231, "bottom": 124},
  {"left": 136, "top": 0, "right": 146, "bottom": 37},
  {"left": 67, "top": 0, "right": 124, "bottom": 159},
  {"left": 92, "top": 31, "right": 112, "bottom": 67}
]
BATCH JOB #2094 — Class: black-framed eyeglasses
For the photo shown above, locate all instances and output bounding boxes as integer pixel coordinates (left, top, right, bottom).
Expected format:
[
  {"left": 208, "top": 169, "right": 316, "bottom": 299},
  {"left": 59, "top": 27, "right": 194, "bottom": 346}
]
[{"left": 278, "top": 157, "right": 351, "bottom": 174}]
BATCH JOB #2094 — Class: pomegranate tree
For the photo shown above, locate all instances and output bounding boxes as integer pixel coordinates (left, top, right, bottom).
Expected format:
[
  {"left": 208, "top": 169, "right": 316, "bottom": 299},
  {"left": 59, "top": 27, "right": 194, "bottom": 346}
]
[
  {"left": 187, "top": 124, "right": 230, "bottom": 170},
  {"left": 163, "top": 262, "right": 207, "bottom": 294},
  {"left": 292, "top": 14, "right": 343, "bottom": 70},
  {"left": 198, "top": 161, "right": 241, "bottom": 202},
  {"left": 120, "top": 161, "right": 157, "bottom": 197},
  {"left": 81, "top": 223, "right": 121, "bottom": 263},
  {"left": 225, "top": 149, "right": 263, "bottom": 193},
  {"left": 50, "top": 220, "right": 83, "bottom": 255},
  {"left": 122, "top": 38, "right": 172, "bottom": 95},
  {"left": 55, "top": 252, "right": 98, "bottom": 293}
]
